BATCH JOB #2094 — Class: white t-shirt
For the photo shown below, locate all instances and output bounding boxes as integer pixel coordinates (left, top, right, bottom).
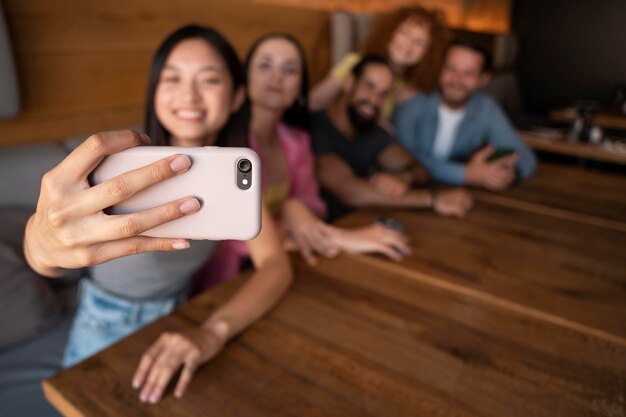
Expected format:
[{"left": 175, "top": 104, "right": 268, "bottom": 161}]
[{"left": 432, "top": 104, "right": 466, "bottom": 160}]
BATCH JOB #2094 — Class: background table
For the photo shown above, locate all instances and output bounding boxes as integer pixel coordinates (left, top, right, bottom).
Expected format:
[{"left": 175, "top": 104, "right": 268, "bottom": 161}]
[
  {"left": 550, "top": 107, "right": 626, "bottom": 131},
  {"left": 520, "top": 130, "right": 626, "bottom": 166}
]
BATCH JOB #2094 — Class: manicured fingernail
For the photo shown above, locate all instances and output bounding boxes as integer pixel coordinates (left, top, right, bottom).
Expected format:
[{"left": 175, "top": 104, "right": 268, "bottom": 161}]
[
  {"left": 140, "top": 133, "right": 151, "bottom": 144},
  {"left": 170, "top": 155, "right": 191, "bottom": 173},
  {"left": 179, "top": 198, "right": 200, "bottom": 214},
  {"left": 149, "top": 393, "right": 159, "bottom": 404},
  {"left": 132, "top": 378, "right": 140, "bottom": 389},
  {"left": 172, "top": 240, "right": 190, "bottom": 250},
  {"left": 140, "top": 392, "right": 148, "bottom": 402}
]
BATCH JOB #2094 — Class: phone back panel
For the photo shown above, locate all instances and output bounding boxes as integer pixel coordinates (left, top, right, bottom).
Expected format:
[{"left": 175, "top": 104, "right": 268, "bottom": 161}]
[{"left": 91, "top": 146, "right": 261, "bottom": 241}]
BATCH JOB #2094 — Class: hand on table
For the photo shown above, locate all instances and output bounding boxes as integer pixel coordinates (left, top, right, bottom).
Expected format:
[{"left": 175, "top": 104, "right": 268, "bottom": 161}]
[
  {"left": 132, "top": 324, "right": 227, "bottom": 403},
  {"left": 466, "top": 145, "right": 519, "bottom": 192},
  {"left": 281, "top": 199, "right": 340, "bottom": 265},
  {"left": 369, "top": 172, "right": 409, "bottom": 198},
  {"left": 432, "top": 189, "right": 473, "bottom": 218},
  {"left": 23, "top": 130, "right": 199, "bottom": 277},
  {"left": 324, "top": 222, "right": 411, "bottom": 261}
]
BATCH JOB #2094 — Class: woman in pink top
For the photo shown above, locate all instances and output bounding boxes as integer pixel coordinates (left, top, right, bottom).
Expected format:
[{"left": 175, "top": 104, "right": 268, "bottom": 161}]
[{"left": 194, "top": 34, "right": 410, "bottom": 292}]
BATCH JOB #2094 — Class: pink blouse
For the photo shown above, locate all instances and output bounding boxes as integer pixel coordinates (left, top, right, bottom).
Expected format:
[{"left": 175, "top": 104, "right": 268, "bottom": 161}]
[{"left": 192, "top": 123, "right": 326, "bottom": 293}]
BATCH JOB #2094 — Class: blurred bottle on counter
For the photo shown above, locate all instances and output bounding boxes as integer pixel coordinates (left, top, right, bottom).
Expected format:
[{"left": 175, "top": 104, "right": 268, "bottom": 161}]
[
  {"left": 567, "top": 101, "right": 602, "bottom": 143},
  {"left": 610, "top": 83, "right": 626, "bottom": 114}
]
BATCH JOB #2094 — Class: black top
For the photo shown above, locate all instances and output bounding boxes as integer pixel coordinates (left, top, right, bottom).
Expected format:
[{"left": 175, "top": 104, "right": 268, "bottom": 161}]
[{"left": 310, "top": 110, "right": 395, "bottom": 220}]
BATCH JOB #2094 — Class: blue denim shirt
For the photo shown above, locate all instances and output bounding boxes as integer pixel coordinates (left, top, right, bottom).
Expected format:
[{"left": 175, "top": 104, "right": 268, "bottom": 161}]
[{"left": 393, "top": 92, "right": 537, "bottom": 185}]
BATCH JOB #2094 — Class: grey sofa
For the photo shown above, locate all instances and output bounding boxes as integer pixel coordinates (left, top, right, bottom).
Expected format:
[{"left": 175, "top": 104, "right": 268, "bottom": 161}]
[{"left": 0, "top": 142, "right": 78, "bottom": 417}]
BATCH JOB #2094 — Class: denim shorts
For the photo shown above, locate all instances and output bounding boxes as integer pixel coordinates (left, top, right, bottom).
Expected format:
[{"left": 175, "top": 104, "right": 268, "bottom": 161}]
[{"left": 62, "top": 279, "right": 187, "bottom": 368}]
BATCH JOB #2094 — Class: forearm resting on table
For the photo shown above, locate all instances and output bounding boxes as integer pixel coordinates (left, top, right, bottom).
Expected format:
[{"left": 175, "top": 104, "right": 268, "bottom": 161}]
[
  {"left": 377, "top": 145, "right": 430, "bottom": 185},
  {"left": 330, "top": 177, "right": 433, "bottom": 208},
  {"left": 384, "top": 166, "right": 429, "bottom": 186},
  {"left": 201, "top": 254, "right": 292, "bottom": 342}
]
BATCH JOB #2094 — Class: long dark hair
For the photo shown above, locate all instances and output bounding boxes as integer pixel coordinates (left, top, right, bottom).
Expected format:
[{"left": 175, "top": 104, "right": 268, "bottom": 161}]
[
  {"left": 144, "top": 24, "right": 246, "bottom": 146},
  {"left": 241, "top": 33, "right": 310, "bottom": 136}
]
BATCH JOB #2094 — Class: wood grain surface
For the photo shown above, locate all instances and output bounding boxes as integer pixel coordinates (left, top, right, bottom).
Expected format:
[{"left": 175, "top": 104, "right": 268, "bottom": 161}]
[
  {"left": 475, "top": 162, "right": 626, "bottom": 228},
  {"left": 43, "top": 164, "right": 626, "bottom": 417},
  {"left": 44, "top": 255, "right": 626, "bottom": 417},
  {"left": 336, "top": 201, "right": 626, "bottom": 343}
]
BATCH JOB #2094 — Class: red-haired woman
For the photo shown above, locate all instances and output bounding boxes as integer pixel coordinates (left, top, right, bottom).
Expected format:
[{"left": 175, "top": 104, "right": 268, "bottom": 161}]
[{"left": 310, "top": 6, "right": 448, "bottom": 121}]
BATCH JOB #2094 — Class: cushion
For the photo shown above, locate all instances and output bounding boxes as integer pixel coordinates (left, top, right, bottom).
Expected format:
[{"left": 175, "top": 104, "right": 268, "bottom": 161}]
[
  {"left": 0, "top": 209, "right": 63, "bottom": 350},
  {"left": 0, "top": 2, "right": 19, "bottom": 120},
  {"left": 0, "top": 143, "right": 68, "bottom": 210},
  {"left": 0, "top": 316, "right": 72, "bottom": 417}
]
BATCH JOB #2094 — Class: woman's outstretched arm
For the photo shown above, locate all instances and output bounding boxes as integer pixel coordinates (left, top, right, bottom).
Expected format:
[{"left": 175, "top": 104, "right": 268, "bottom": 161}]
[{"left": 132, "top": 202, "right": 292, "bottom": 403}]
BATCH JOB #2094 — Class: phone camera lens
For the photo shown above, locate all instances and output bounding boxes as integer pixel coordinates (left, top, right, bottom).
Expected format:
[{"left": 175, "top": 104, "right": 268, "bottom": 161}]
[{"left": 238, "top": 159, "right": 252, "bottom": 173}]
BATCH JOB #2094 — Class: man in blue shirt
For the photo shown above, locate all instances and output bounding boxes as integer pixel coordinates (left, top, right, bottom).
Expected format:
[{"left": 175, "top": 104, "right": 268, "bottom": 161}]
[{"left": 393, "top": 39, "right": 537, "bottom": 191}]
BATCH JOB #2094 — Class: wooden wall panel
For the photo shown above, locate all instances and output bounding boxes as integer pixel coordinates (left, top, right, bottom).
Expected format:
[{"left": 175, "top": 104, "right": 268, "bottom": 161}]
[
  {"left": 0, "top": 0, "right": 510, "bottom": 147},
  {"left": 19, "top": 52, "right": 150, "bottom": 115},
  {"left": 0, "top": 0, "right": 330, "bottom": 146}
]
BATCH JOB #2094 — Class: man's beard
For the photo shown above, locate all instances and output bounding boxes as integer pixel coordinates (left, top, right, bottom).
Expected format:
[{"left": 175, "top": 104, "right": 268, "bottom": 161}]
[
  {"left": 441, "top": 83, "right": 472, "bottom": 108},
  {"left": 347, "top": 103, "right": 378, "bottom": 132}
]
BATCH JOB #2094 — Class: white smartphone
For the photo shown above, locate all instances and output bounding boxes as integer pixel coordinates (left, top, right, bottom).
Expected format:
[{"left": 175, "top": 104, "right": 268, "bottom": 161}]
[{"left": 90, "top": 146, "right": 262, "bottom": 241}]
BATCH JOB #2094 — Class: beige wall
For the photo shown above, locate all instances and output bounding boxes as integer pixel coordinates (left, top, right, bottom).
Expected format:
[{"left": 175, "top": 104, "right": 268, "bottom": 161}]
[{"left": 0, "top": 0, "right": 330, "bottom": 147}]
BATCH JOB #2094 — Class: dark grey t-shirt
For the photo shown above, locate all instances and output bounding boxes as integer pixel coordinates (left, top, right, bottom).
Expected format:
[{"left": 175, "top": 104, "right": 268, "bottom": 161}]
[
  {"left": 311, "top": 111, "right": 395, "bottom": 220},
  {"left": 311, "top": 111, "right": 395, "bottom": 177}
]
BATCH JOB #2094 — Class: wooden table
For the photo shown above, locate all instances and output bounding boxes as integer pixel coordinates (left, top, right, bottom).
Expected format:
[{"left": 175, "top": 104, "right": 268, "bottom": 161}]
[
  {"left": 336, "top": 202, "right": 626, "bottom": 344},
  {"left": 474, "top": 162, "right": 626, "bottom": 231},
  {"left": 520, "top": 130, "right": 626, "bottom": 166},
  {"left": 43, "top": 165, "right": 626, "bottom": 417},
  {"left": 44, "top": 253, "right": 626, "bottom": 417}
]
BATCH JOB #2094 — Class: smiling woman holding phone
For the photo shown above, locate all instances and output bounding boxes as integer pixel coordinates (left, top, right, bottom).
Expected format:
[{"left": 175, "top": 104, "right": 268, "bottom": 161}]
[{"left": 23, "top": 25, "right": 292, "bottom": 404}]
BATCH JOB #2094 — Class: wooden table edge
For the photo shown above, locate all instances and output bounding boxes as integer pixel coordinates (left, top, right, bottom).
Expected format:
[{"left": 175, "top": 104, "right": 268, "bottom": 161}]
[
  {"left": 42, "top": 378, "right": 85, "bottom": 417},
  {"left": 473, "top": 191, "right": 626, "bottom": 232}
]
